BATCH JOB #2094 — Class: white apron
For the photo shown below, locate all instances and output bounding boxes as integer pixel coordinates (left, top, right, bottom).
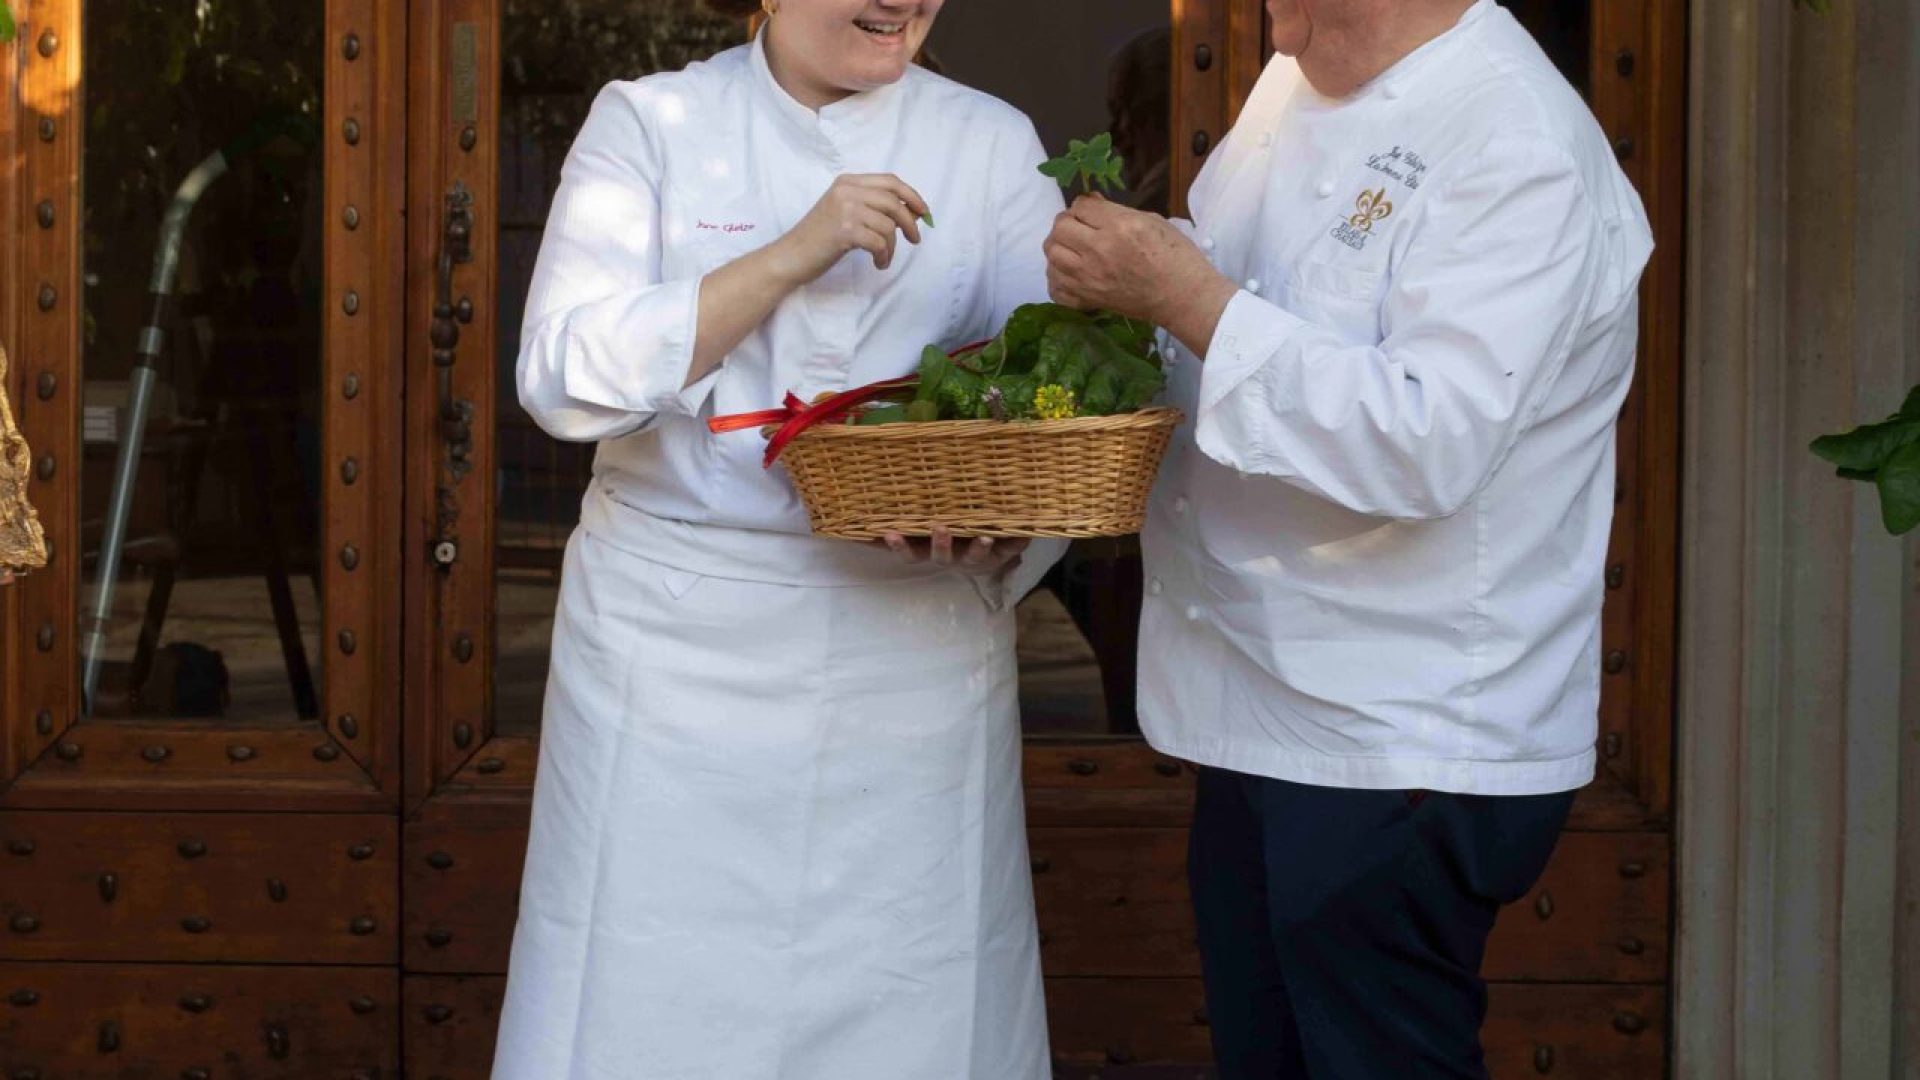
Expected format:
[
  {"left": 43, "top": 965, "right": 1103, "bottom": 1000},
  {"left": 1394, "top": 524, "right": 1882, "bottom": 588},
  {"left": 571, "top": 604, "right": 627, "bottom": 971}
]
[{"left": 490, "top": 496, "right": 1050, "bottom": 1079}]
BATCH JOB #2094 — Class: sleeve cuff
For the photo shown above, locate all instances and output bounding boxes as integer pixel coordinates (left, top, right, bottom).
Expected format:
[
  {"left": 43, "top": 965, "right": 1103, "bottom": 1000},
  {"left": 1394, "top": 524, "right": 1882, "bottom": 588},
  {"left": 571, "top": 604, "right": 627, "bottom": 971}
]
[
  {"left": 557, "top": 276, "right": 712, "bottom": 418},
  {"left": 1192, "top": 290, "right": 1310, "bottom": 477},
  {"left": 1198, "top": 289, "right": 1306, "bottom": 413}
]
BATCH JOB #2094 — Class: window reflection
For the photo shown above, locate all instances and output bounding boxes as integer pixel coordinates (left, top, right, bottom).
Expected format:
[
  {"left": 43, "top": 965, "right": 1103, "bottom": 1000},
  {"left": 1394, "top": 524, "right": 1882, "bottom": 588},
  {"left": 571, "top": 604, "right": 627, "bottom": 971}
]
[{"left": 78, "top": 0, "right": 324, "bottom": 721}]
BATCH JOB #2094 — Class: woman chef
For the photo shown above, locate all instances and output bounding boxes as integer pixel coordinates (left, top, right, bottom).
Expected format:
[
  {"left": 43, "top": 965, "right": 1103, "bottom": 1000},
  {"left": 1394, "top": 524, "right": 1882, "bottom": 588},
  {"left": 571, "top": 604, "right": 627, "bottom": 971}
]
[{"left": 489, "top": 1, "right": 1066, "bottom": 1077}]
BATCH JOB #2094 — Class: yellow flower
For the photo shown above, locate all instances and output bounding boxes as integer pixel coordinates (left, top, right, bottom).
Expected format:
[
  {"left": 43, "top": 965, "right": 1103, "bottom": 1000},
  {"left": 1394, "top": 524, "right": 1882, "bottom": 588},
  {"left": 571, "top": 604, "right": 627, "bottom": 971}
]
[{"left": 1034, "top": 384, "right": 1077, "bottom": 421}]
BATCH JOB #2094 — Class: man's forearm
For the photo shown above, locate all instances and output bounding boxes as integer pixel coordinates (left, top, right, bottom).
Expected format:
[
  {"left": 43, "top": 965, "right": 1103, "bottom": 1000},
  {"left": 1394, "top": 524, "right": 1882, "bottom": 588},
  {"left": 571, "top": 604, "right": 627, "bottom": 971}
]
[{"left": 1154, "top": 270, "right": 1241, "bottom": 361}]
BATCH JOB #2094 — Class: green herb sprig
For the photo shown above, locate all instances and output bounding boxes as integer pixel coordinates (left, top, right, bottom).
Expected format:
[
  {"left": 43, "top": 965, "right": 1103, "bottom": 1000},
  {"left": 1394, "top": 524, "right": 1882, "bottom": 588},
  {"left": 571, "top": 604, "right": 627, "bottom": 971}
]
[
  {"left": 1039, "top": 132, "right": 1125, "bottom": 196},
  {"left": 854, "top": 131, "right": 1163, "bottom": 427}
]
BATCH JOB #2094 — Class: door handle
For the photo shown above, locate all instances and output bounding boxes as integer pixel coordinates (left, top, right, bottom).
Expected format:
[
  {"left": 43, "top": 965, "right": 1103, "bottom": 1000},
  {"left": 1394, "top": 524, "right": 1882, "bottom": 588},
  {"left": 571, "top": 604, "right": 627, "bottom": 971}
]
[{"left": 430, "top": 182, "right": 475, "bottom": 569}]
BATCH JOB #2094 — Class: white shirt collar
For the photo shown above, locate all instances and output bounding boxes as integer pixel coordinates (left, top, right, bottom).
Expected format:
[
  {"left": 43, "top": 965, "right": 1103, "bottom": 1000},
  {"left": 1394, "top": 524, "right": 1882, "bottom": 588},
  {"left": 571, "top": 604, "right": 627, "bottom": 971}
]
[{"left": 1361, "top": 0, "right": 1494, "bottom": 103}]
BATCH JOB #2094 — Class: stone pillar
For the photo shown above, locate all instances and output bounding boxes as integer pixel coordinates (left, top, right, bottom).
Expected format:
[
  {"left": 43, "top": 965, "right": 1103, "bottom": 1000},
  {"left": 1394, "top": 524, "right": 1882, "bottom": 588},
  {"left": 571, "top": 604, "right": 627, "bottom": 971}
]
[{"left": 1677, "top": 0, "right": 1920, "bottom": 1076}]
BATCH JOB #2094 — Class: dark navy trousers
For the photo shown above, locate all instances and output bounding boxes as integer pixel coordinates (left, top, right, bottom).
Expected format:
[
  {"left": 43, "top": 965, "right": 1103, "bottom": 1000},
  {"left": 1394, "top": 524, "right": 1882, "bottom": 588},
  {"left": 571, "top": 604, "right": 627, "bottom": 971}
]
[{"left": 1187, "top": 766, "right": 1575, "bottom": 1079}]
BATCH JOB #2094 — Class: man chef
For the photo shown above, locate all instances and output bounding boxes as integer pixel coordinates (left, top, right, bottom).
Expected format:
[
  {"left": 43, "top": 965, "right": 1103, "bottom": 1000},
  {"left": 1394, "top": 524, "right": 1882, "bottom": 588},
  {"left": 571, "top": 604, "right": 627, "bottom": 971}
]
[{"left": 1043, "top": 0, "right": 1653, "bottom": 1075}]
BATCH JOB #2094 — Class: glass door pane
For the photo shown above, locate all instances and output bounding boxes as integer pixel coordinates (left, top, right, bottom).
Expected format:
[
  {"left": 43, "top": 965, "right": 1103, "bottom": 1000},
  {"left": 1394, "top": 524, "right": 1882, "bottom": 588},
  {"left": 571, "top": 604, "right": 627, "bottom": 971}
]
[
  {"left": 491, "top": 1, "right": 747, "bottom": 736},
  {"left": 77, "top": 0, "right": 326, "bottom": 722}
]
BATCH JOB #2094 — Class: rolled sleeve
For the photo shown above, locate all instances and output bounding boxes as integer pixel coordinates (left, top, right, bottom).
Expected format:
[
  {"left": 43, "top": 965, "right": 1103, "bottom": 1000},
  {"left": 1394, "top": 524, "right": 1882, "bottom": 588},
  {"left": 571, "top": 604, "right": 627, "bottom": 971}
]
[
  {"left": 1193, "top": 289, "right": 1310, "bottom": 474},
  {"left": 515, "top": 82, "right": 712, "bottom": 443},
  {"left": 548, "top": 275, "right": 711, "bottom": 417}
]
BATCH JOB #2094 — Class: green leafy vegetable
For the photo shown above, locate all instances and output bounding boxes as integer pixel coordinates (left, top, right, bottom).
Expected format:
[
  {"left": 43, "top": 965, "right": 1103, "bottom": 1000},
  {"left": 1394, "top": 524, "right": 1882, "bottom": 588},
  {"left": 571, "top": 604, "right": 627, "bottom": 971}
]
[
  {"left": 848, "top": 130, "right": 1163, "bottom": 428},
  {"left": 0, "top": 3, "right": 15, "bottom": 45},
  {"left": 1809, "top": 382, "right": 1920, "bottom": 534},
  {"left": 857, "top": 302, "right": 1164, "bottom": 426},
  {"left": 1040, "top": 132, "right": 1125, "bottom": 196}
]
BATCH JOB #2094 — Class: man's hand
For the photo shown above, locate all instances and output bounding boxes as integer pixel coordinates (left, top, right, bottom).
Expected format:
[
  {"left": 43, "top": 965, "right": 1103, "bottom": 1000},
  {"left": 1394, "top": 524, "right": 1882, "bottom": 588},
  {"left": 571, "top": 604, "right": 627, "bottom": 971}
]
[{"left": 1043, "top": 195, "right": 1240, "bottom": 356}]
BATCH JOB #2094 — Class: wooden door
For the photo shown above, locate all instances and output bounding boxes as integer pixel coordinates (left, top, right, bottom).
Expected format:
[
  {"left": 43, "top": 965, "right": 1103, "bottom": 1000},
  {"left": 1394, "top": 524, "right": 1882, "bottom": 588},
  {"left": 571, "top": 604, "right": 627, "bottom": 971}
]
[{"left": 2, "top": 0, "right": 408, "bottom": 1074}]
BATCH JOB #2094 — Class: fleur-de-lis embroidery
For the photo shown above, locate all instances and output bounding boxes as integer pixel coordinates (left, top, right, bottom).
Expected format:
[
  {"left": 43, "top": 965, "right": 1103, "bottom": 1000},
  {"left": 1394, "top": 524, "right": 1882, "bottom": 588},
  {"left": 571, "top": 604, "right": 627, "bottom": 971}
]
[{"left": 1348, "top": 187, "right": 1393, "bottom": 232}]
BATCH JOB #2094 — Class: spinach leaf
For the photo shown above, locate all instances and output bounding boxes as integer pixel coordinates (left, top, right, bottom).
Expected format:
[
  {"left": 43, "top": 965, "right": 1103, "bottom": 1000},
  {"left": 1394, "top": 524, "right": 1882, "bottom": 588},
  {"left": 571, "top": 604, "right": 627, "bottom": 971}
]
[{"left": 856, "top": 403, "right": 913, "bottom": 426}]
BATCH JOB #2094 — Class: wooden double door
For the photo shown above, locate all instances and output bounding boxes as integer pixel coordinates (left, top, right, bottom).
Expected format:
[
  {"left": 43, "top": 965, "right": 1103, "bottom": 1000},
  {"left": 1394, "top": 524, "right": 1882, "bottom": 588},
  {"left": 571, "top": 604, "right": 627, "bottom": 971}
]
[{"left": 1, "top": 0, "right": 1682, "bottom": 1075}]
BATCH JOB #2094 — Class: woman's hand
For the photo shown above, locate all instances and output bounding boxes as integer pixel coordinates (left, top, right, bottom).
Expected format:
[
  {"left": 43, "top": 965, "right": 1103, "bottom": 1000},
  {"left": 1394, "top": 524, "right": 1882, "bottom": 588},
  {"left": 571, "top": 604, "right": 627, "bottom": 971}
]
[
  {"left": 769, "top": 174, "right": 931, "bottom": 283},
  {"left": 0, "top": 571, "right": 13, "bottom": 586},
  {"left": 689, "top": 175, "right": 930, "bottom": 390},
  {"left": 877, "top": 527, "right": 1030, "bottom": 578}
]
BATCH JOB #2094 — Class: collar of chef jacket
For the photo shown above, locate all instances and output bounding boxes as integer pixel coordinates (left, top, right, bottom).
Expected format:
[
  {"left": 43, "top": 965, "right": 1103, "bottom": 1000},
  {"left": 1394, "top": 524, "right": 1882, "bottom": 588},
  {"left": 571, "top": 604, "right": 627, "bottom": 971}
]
[{"left": 1187, "top": 0, "right": 1495, "bottom": 284}]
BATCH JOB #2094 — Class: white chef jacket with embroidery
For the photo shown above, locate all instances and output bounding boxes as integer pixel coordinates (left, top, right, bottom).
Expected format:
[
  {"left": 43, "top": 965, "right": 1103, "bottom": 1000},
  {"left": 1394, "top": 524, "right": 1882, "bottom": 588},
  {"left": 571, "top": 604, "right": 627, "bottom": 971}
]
[
  {"left": 1138, "top": 0, "right": 1654, "bottom": 795},
  {"left": 516, "top": 30, "right": 1066, "bottom": 593}
]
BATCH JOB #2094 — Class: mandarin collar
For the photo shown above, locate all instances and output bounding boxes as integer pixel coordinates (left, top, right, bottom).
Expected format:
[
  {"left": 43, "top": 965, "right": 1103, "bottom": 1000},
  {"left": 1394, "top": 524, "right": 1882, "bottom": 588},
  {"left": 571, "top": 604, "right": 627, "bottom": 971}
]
[
  {"left": 749, "top": 25, "right": 906, "bottom": 154},
  {"left": 1362, "top": 0, "right": 1492, "bottom": 103}
]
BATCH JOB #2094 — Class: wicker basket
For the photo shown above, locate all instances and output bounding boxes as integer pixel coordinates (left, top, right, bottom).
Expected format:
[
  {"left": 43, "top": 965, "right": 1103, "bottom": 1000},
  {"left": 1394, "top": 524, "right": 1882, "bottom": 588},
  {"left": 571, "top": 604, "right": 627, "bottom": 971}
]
[{"left": 777, "top": 407, "right": 1183, "bottom": 540}]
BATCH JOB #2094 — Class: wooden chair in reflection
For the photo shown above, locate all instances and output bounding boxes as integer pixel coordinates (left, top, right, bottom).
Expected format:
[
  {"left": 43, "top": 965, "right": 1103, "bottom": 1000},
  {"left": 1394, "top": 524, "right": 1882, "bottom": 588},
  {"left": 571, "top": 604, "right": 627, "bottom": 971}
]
[{"left": 84, "top": 306, "right": 321, "bottom": 720}]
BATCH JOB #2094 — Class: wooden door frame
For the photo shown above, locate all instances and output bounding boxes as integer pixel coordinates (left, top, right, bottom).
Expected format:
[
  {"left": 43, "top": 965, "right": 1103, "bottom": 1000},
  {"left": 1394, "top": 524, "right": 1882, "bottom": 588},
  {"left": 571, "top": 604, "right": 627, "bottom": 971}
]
[{"left": 0, "top": 0, "right": 407, "bottom": 815}]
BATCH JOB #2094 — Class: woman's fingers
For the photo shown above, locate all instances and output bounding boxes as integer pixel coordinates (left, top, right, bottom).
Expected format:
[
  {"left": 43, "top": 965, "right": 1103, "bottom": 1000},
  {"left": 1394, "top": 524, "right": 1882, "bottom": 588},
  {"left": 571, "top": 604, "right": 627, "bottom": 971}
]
[
  {"left": 854, "top": 219, "right": 895, "bottom": 270},
  {"left": 881, "top": 531, "right": 927, "bottom": 562},
  {"left": 958, "top": 535, "right": 997, "bottom": 567},
  {"left": 855, "top": 174, "right": 932, "bottom": 226},
  {"left": 929, "top": 527, "right": 955, "bottom": 566},
  {"left": 863, "top": 188, "right": 923, "bottom": 246}
]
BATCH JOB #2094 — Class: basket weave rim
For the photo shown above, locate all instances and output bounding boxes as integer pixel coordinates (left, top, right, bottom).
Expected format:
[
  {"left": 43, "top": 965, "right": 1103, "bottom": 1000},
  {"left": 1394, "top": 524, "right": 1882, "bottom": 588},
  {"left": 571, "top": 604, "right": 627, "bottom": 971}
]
[{"left": 788, "top": 405, "right": 1184, "bottom": 442}]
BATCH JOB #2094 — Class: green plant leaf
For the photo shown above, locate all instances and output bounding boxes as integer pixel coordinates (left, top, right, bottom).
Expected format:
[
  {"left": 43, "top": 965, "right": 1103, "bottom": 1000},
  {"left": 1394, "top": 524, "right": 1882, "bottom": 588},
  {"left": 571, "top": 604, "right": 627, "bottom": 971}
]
[
  {"left": 1810, "top": 414, "right": 1920, "bottom": 473},
  {"left": 1875, "top": 438, "right": 1920, "bottom": 535},
  {"left": 1039, "top": 131, "right": 1129, "bottom": 198},
  {"left": 1901, "top": 383, "right": 1920, "bottom": 418},
  {"left": 1037, "top": 157, "right": 1078, "bottom": 182},
  {"left": 0, "top": 2, "right": 15, "bottom": 45}
]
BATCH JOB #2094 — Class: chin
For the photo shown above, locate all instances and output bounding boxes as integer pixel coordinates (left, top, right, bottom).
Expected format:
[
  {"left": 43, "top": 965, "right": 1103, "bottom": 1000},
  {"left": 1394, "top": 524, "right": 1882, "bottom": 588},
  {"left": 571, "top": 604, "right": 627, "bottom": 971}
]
[{"left": 847, "top": 57, "right": 912, "bottom": 90}]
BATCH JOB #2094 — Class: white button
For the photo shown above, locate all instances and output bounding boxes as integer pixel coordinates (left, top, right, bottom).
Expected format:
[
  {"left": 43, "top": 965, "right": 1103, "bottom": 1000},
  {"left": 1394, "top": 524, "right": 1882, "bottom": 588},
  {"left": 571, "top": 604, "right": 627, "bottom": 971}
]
[
  {"left": 1258, "top": 131, "right": 1273, "bottom": 148},
  {"left": 1316, "top": 179, "right": 1336, "bottom": 199},
  {"left": 1174, "top": 496, "right": 1190, "bottom": 515},
  {"left": 1382, "top": 81, "right": 1402, "bottom": 100},
  {"left": 1148, "top": 578, "right": 1164, "bottom": 596},
  {"left": 1185, "top": 605, "right": 1203, "bottom": 621},
  {"left": 1245, "top": 279, "right": 1261, "bottom": 293},
  {"left": 1201, "top": 235, "right": 1216, "bottom": 252}
]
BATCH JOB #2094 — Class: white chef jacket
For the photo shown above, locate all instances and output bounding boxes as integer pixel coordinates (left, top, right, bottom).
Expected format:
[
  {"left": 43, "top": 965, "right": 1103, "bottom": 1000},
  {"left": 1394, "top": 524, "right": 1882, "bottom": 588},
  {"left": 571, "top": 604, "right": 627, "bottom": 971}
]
[
  {"left": 517, "top": 30, "right": 1066, "bottom": 592},
  {"left": 1138, "top": 0, "right": 1654, "bottom": 795}
]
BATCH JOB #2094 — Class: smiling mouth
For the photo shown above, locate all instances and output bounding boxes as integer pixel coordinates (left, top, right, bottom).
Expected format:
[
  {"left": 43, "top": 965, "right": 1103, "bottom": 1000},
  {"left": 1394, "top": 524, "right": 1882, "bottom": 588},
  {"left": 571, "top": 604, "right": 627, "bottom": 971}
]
[{"left": 854, "top": 19, "right": 908, "bottom": 37}]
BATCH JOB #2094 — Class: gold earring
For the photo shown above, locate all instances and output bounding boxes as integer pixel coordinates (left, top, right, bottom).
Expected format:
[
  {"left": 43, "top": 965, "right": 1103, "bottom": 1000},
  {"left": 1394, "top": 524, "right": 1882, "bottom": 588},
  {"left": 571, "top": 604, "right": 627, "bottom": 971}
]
[{"left": 761, "top": 0, "right": 778, "bottom": 14}]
